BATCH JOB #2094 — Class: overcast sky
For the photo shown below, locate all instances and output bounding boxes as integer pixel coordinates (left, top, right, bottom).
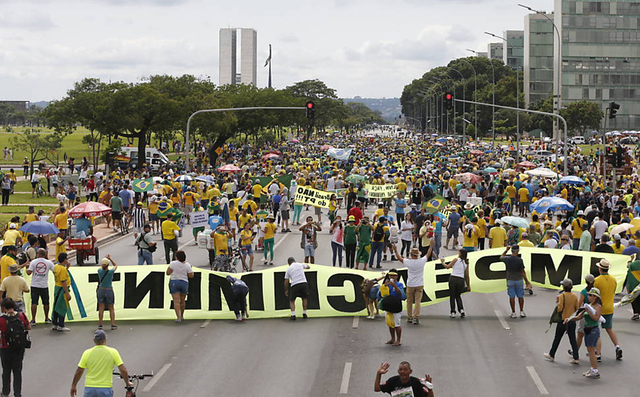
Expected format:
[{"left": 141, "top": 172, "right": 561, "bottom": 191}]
[{"left": 0, "top": 0, "right": 553, "bottom": 101}]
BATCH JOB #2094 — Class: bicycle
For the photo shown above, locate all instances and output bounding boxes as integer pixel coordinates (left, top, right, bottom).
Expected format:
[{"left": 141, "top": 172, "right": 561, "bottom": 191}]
[
  {"left": 213, "top": 247, "right": 248, "bottom": 273},
  {"left": 120, "top": 212, "right": 130, "bottom": 236},
  {"left": 35, "top": 181, "right": 45, "bottom": 198},
  {"left": 113, "top": 372, "right": 154, "bottom": 397}
]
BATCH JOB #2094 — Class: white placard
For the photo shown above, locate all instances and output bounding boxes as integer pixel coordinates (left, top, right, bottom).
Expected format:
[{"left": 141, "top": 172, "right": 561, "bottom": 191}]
[{"left": 191, "top": 211, "right": 209, "bottom": 228}]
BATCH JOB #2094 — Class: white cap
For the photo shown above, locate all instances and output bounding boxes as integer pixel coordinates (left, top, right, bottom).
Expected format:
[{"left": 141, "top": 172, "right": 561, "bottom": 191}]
[
  {"left": 577, "top": 210, "right": 584, "bottom": 215},
  {"left": 8, "top": 223, "right": 15, "bottom": 229},
  {"left": 465, "top": 224, "right": 474, "bottom": 230}
]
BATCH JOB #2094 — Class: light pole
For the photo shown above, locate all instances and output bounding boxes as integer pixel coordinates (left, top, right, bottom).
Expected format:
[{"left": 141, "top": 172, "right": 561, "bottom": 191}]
[
  {"left": 429, "top": 77, "right": 453, "bottom": 134},
  {"left": 485, "top": 31, "right": 521, "bottom": 163},
  {"left": 518, "top": 3, "right": 563, "bottom": 170},
  {"left": 459, "top": 58, "right": 478, "bottom": 142},
  {"left": 467, "top": 49, "right": 495, "bottom": 145},
  {"left": 448, "top": 67, "right": 466, "bottom": 141}
]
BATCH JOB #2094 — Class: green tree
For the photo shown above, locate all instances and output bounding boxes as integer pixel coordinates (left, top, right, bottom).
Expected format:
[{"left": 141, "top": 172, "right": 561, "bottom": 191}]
[{"left": 562, "top": 100, "right": 603, "bottom": 136}]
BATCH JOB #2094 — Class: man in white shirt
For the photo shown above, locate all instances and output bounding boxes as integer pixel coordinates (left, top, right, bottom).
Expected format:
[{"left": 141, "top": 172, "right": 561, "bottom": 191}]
[
  {"left": 284, "top": 257, "right": 310, "bottom": 321},
  {"left": 392, "top": 245, "right": 427, "bottom": 325},
  {"left": 26, "top": 248, "right": 55, "bottom": 324},
  {"left": 591, "top": 215, "right": 608, "bottom": 243}
]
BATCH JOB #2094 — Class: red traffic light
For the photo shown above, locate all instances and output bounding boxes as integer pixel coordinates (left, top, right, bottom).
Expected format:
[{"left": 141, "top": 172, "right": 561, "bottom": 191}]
[
  {"left": 445, "top": 93, "right": 453, "bottom": 100},
  {"left": 306, "top": 101, "right": 315, "bottom": 109}
]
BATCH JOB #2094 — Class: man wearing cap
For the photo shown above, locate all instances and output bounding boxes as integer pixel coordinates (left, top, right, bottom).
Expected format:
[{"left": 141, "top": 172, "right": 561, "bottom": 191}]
[
  {"left": 161, "top": 213, "right": 180, "bottom": 264},
  {"left": 544, "top": 278, "right": 580, "bottom": 364},
  {"left": 571, "top": 210, "right": 588, "bottom": 250},
  {"left": 0, "top": 246, "right": 19, "bottom": 283},
  {"left": 97, "top": 255, "right": 118, "bottom": 330},
  {"left": 348, "top": 200, "right": 363, "bottom": 226},
  {"left": 0, "top": 264, "right": 29, "bottom": 313},
  {"left": 1, "top": 224, "right": 21, "bottom": 256},
  {"left": 344, "top": 216, "right": 358, "bottom": 269},
  {"left": 593, "top": 259, "right": 623, "bottom": 360},
  {"left": 131, "top": 201, "right": 147, "bottom": 241},
  {"left": 392, "top": 245, "right": 427, "bottom": 325},
  {"left": 70, "top": 329, "right": 132, "bottom": 396},
  {"left": 500, "top": 245, "right": 532, "bottom": 318}
]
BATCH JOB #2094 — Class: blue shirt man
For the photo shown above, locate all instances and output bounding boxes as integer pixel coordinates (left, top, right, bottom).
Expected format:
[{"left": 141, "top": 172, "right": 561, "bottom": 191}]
[
  {"left": 75, "top": 217, "right": 92, "bottom": 236},
  {"left": 118, "top": 188, "right": 131, "bottom": 211}
]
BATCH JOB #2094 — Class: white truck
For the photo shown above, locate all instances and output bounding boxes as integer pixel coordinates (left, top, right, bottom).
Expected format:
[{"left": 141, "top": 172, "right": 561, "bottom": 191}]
[{"left": 117, "top": 146, "right": 170, "bottom": 171}]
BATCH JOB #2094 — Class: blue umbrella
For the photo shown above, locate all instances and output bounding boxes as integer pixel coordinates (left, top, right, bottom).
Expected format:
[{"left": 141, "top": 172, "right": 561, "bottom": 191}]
[
  {"left": 195, "top": 175, "right": 215, "bottom": 184},
  {"left": 529, "top": 197, "right": 574, "bottom": 213},
  {"left": 558, "top": 175, "right": 585, "bottom": 185},
  {"left": 484, "top": 167, "right": 498, "bottom": 173},
  {"left": 436, "top": 138, "right": 447, "bottom": 143},
  {"left": 19, "top": 221, "right": 59, "bottom": 235},
  {"left": 175, "top": 175, "right": 194, "bottom": 183}
]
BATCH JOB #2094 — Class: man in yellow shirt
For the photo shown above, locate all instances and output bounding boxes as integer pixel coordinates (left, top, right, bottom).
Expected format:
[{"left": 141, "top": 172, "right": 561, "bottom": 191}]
[
  {"left": 506, "top": 182, "right": 516, "bottom": 202},
  {"left": 211, "top": 225, "right": 231, "bottom": 271},
  {"left": 0, "top": 245, "right": 19, "bottom": 282},
  {"left": 161, "top": 213, "right": 180, "bottom": 264},
  {"left": 182, "top": 187, "right": 199, "bottom": 224},
  {"left": 475, "top": 213, "right": 488, "bottom": 250},
  {"left": 571, "top": 210, "right": 587, "bottom": 250},
  {"left": 242, "top": 195, "right": 258, "bottom": 215},
  {"left": 252, "top": 180, "right": 263, "bottom": 202},
  {"left": 2, "top": 223, "right": 22, "bottom": 256},
  {"left": 70, "top": 330, "right": 132, "bottom": 396},
  {"left": 55, "top": 231, "right": 67, "bottom": 264},
  {"left": 261, "top": 215, "right": 278, "bottom": 265},
  {"left": 25, "top": 206, "right": 39, "bottom": 223},
  {"left": 593, "top": 259, "right": 623, "bottom": 360},
  {"left": 488, "top": 220, "right": 507, "bottom": 248},
  {"left": 55, "top": 207, "right": 69, "bottom": 238},
  {"left": 517, "top": 186, "right": 530, "bottom": 217}
]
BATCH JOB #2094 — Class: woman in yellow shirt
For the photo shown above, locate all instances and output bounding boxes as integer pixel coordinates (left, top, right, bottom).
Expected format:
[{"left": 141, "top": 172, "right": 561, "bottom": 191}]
[
  {"left": 475, "top": 212, "right": 488, "bottom": 250},
  {"left": 239, "top": 223, "right": 255, "bottom": 271},
  {"left": 462, "top": 224, "right": 479, "bottom": 252},
  {"left": 261, "top": 215, "right": 277, "bottom": 265}
]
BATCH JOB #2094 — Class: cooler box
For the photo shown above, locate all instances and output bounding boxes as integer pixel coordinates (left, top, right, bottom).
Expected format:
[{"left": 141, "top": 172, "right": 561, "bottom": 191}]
[{"left": 68, "top": 238, "right": 92, "bottom": 250}]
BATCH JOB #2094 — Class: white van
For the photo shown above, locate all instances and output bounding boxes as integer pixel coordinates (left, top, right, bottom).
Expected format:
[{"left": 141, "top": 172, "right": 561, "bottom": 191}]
[
  {"left": 119, "top": 147, "right": 170, "bottom": 163},
  {"left": 570, "top": 136, "right": 585, "bottom": 145}
]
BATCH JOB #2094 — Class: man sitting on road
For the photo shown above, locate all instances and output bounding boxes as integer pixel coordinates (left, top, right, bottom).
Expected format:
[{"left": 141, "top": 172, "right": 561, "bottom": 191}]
[{"left": 374, "top": 361, "right": 434, "bottom": 397}]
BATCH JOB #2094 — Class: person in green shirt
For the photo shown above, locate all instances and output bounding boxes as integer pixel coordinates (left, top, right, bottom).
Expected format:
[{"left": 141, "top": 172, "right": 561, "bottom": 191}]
[
  {"left": 70, "top": 330, "right": 132, "bottom": 396},
  {"left": 344, "top": 216, "right": 358, "bottom": 269},
  {"left": 355, "top": 217, "right": 372, "bottom": 270},
  {"left": 626, "top": 254, "right": 640, "bottom": 320}
]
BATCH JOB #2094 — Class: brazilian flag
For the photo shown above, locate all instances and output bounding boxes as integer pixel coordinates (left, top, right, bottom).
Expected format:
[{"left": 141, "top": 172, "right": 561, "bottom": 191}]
[
  {"left": 423, "top": 195, "right": 449, "bottom": 214},
  {"left": 156, "top": 199, "right": 173, "bottom": 218},
  {"left": 133, "top": 178, "right": 154, "bottom": 192}
]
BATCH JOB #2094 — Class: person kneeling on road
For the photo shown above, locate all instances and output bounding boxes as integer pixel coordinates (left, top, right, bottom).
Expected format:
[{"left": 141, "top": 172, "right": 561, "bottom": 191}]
[{"left": 226, "top": 275, "right": 249, "bottom": 322}]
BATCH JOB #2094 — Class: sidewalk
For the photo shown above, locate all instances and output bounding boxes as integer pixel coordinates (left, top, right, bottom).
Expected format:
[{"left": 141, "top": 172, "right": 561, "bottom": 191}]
[{"left": 44, "top": 219, "right": 122, "bottom": 263}]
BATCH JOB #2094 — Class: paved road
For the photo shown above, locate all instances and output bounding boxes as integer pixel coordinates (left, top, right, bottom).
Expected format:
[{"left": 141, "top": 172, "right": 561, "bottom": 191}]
[{"left": 21, "top": 204, "right": 640, "bottom": 396}]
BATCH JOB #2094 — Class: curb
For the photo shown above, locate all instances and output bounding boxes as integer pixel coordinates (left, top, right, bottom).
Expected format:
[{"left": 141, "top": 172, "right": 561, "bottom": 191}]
[{"left": 68, "top": 231, "right": 131, "bottom": 264}]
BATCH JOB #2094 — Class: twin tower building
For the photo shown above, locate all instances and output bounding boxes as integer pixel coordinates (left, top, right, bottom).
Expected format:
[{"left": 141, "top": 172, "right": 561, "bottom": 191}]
[{"left": 219, "top": 28, "right": 257, "bottom": 86}]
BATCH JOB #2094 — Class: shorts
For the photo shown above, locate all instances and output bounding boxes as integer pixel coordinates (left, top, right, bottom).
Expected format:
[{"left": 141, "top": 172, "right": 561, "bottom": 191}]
[
  {"left": 83, "top": 387, "right": 114, "bottom": 397},
  {"left": 31, "top": 182, "right": 37, "bottom": 188},
  {"left": 447, "top": 226, "right": 459, "bottom": 238},
  {"left": 519, "top": 201, "right": 528, "bottom": 209},
  {"left": 280, "top": 210, "right": 290, "bottom": 221},
  {"left": 601, "top": 313, "right": 613, "bottom": 329},
  {"left": 584, "top": 326, "right": 600, "bottom": 347},
  {"left": 185, "top": 205, "right": 193, "bottom": 213},
  {"left": 314, "top": 206, "right": 321, "bottom": 215},
  {"left": 304, "top": 244, "right": 315, "bottom": 257},
  {"left": 150, "top": 213, "right": 159, "bottom": 221},
  {"left": 169, "top": 279, "right": 189, "bottom": 294},
  {"left": 229, "top": 220, "right": 238, "bottom": 231},
  {"left": 369, "top": 285, "right": 380, "bottom": 301},
  {"left": 133, "top": 227, "right": 143, "bottom": 234},
  {"left": 386, "top": 311, "right": 402, "bottom": 328},
  {"left": 214, "top": 254, "right": 229, "bottom": 269},
  {"left": 463, "top": 246, "right": 475, "bottom": 252},
  {"left": 97, "top": 288, "right": 115, "bottom": 305},
  {"left": 241, "top": 245, "right": 253, "bottom": 256},
  {"left": 507, "top": 279, "right": 524, "bottom": 299},
  {"left": 31, "top": 287, "right": 49, "bottom": 305},
  {"left": 577, "top": 318, "right": 585, "bottom": 334},
  {"left": 112, "top": 211, "right": 122, "bottom": 220},
  {"left": 289, "top": 282, "right": 309, "bottom": 301}
]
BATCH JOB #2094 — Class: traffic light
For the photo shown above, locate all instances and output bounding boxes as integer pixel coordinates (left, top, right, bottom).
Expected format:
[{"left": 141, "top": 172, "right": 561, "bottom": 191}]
[
  {"left": 444, "top": 92, "right": 453, "bottom": 110},
  {"left": 605, "top": 146, "right": 614, "bottom": 166},
  {"left": 609, "top": 102, "right": 620, "bottom": 119},
  {"left": 305, "top": 101, "right": 315, "bottom": 119},
  {"left": 616, "top": 146, "right": 625, "bottom": 168}
]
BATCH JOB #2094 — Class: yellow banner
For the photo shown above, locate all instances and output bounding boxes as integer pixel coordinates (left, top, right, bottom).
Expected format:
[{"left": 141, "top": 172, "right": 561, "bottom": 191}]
[
  {"left": 23, "top": 248, "right": 629, "bottom": 322},
  {"left": 366, "top": 184, "right": 397, "bottom": 199},
  {"left": 293, "top": 186, "right": 332, "bottom": 208}
]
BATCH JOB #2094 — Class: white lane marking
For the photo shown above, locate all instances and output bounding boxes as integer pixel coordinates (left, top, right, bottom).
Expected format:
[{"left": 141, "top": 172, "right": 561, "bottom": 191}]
[
  {"left": 340, "top": 362, "right": 352, "bottom": 394},
  {"left": 273, "top": 232, "right": 290, "bottom": 251},
  {"left": 142, "top": 363, "right": 172, "bottom": 392},
  {"left": 178, "top": 238, "right": 195, "bottom": 251},
  {"left": 526, "top": 366, "right": 549, "bottom": 395},
  {"left": 352, "top": 316, "right": 359, "bottom": 329},
  {"left": 200, "top": 319, "right": 211, "bottom": 328},
  {"left": 494, "top": 310, "right": 511, "bottom": 330}
]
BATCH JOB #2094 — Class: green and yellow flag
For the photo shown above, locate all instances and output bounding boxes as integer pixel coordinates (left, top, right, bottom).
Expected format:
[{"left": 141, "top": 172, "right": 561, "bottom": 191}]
[
  {"left": 133, "top": 178, "right": 154, "bottom": 193},
  {"left": 423, "top": 195, "right": 449, "bottom": 214}
]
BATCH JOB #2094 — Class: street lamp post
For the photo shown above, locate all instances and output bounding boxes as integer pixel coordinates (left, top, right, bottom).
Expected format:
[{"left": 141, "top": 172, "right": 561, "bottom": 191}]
[
  {"left": 429, "top": 77, "right": 453, "bottom": 134},
  {"left": 448, "top": 67, "right": 466, "bottom": 141},
  {"left": 459, "top": 58, "right": 478, "bottom": 142},
  {"left": 467, "top": 49, "right": 495, "bottom": 145}
]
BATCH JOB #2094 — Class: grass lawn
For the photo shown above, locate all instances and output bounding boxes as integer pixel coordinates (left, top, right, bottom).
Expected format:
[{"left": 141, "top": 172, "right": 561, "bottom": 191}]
[
  {"left": 5, "top": 195, "right": 59, "bottom": 205},
  {"left": 0, "top": 205, "right": 53, "bottom": 215}
]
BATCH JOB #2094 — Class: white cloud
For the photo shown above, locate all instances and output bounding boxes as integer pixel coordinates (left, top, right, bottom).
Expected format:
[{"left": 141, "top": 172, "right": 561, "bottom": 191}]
[{"left": 0, "top": 11, "right": 56, "bottom": 31}]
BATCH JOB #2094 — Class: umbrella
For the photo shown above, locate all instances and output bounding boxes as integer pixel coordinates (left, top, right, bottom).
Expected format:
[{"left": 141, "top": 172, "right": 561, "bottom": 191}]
[
  {"left": 529, "top": 197, "right": 574, "bottom": 213},
  {"left": 453, "top": 172, "right": 482, "bottom": 184},
  {"left": 175, "top": 175, "right": 194, "bottom": 183},
  {"left": 558, "top": 175, "right": 585, "bottom": 185},
  {"left": 434, "top": 142, "right": 444, "bottom": 147},
  {"left": 503, "top": 168, "right": 516, "bottom": 175},
  {"left": 290, "top": 139, "right": 300, "bottom": 143},
  {"left": 484, "top": 167, "right": 498, "bottom": 174},
  {"left": 217, "top": 164, "right": 241, "bottom": 173},
  {"left": 19, "top": 221, "right": 59, "bottom": 235},
  {"left": 470, "top": 149, "right": 484, "bottom": 155},
  {"left": 525, "top": 167, "right": 559, "bottom": 179},
  {"left": 262, "top": 153, "right": 280, "bottom": 160},
  {"left": 611, "top": 223, "right": 633, "bottom": 236},
  {"left": 195, "top": 175, "right": 215, "bottom": 184},
  {"left": 505, "top": 157, "right": 515, "bottom": 161},
  {"left": 436, "top": 138, "right": 447, "bottom": 143},
  {"left": 68, "top": 202, "right": 112, "bottom": 219},
  {"left": 346, "top": 174, "right": 366, "bottom": 183},
  {"left": 501, "top": 216, "right": 530, "bottom": 229},
  {"left": 320, "top": 145, "right": 332, "bottom": 151},
  {"left": 517, "top": 161, "right": 537, "bottom": 169}
]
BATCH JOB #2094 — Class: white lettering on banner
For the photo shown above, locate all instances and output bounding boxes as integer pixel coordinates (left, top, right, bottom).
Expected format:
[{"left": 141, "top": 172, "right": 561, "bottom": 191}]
[
  {"left": 294, "top": 186, "right": 332, "bottom": 208},
  {"left": 365, "top": 184, "right": 397, "bottom": 199},
  {"left": 468, "top": 197, "right": 482, "bottom": 207},
  {"left": 191, "top": 211, "right": 209, "bottom": 228}
]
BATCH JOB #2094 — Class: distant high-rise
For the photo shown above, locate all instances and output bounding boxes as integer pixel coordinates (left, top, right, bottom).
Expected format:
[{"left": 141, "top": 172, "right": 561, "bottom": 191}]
[
  {"left": 503, "top": 30, "right": 525, "bottom": 70},
  {"left": 240, "top": 28, "right": 257, "bottom": 85},
  {"left": 524, "top": 13, "right": 554, "bottom": 106},
  {"left": 218, "top": 28, "right": 257, "bottom": 86},
  {"left": 488, "top": 43, "right": 503, "bottom": 60},
  {"left": 219, "top": 28, "right": 237, "bottom": 86}
]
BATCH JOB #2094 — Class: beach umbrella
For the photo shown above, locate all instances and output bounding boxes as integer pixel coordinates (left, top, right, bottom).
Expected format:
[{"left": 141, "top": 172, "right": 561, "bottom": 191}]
[
  {"left": 436, "top": 138, "right": 447, "bottom": 143},
  {"left": 558, "top": 175, "right": 585, "bottom": 185},
  {"left": 501, "top": 216, "right": 530, "bottom": 229},
  {"left": 470, "top": 149, "right": 484, "bottom": 156},
  {"left": 217, "top": 164, "right": 242, "bottom": 173},
  {"left": 195, "top": 175, "right": 215, "bottom": 184},
  {"left": 453, "top": 172, "right": 482, "bottom": 184},
  {"left": 517, "top": 161, "right": 537, "bottom": 169},
  {"left": 529, "top": 197, "right": 574, "bottom": 212},
  {"left": 262, "top": 153, "right": 280, "bottom": 160},
  {"left": 290, "top": 139, "right": 300, "bottom": 143},
  {"left": 19, "top": 221, "right": 59, "bottom": 235},
  {"left": 68, "top": 202, "right": 112, "bottom": 219},
  {"left": 611, "top": 223, "right": 633, "bottom": 236},
  {"left": 484, "top": 167, "right": 498, "bottom": 174},
  {"left": 525, "top": 167, "right": 559, "bottom": 179},
  {"left": 503, "top": 168, "right": 516, "bottom": 175},
  {"left": 175, "top": 175, "right": 194, "bottom": 183}
]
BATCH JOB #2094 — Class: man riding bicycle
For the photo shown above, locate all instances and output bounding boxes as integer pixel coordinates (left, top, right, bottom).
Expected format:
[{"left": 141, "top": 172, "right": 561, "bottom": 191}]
[{"left": 212, "top": 225, "right": 231, "bottom": 271}]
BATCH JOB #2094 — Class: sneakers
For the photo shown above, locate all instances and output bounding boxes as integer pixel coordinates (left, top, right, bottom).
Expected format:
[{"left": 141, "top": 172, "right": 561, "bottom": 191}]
[
  {"left": 302, "top": 313, "right": 308, "bottom": 319},
  {"left": 596, "top": 355, "right": 602, "bottom": 362},
  {"left": 390, "top": 255, "right": 396, "bottom": 261},
  {"left": 583, "top": 369, "right": 600, "bottom": 379},
  {"left": 616, "top": 347, "right": 623, "bottom": 360},
  {"left": 510, "top": 312, "right": 517, "bottom": 318},
  {"left": 407, "top": 317, "right": 413, "bottom": 323},
  {"left": 460, "top": 310, "right": 466, "bottom": 318},
  {"left": 383, "top": 255, "right": 388, "bottom": 261},
  {"left": 450, "top": 312, "right": 456, "bottom": 318},
  {"left": 569, "top": 359, "right": 580, "bottom": 365},
  {"left": 290, "top": 315, "right": 296, "bottom": 321},
  {"left": 51, "top": 326, "right": 59, "bottom": 331},
  {"left": 543, "top": 353, "right": 554, "bottom": 362},
  {"left": 57, "top": 327, "right": 70, "bottom": 332},
  {"left": 367, "top": 315, "right": 375, "bottom": 320},
  {"left": 412, "top": 318, "right": 419, "bottom": 325},
  {"left": 30, "top": 320, "right": 36, "bottom": 326},
  {"left": 44, "top": 318, "right": 52, "bottom": 324},
  {"left": 568, "top": 349, "right": 573, "bottom": 356},
  {"left": 632, "top": 313, "right": 639, "bottom": 321},
  {"left": 520, "top": 311, "right": 527, "bottom": 318},
  {"left": 235, "top": 315, "right": 242, "bottom": 322}
]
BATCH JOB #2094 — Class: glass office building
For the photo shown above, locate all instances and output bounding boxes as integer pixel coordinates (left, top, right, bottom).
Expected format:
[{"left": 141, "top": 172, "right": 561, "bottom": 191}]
[
  {"left": 488, "top": 43, "right": 504, "bottom": 60},
  {"left": 554, "top": 0, "right": 640, "bottom": 130},
  {"left": 524, "top": 13, "right": 555, "bottom": 106},
  {"left": 503, "top": 30, "right": 525, "bottom": 70}
]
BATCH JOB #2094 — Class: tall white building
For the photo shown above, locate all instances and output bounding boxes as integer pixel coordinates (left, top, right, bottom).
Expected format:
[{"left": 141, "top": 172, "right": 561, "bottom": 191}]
[
  {"left": 218, "top": 28, "right": 257, "bottom": 86},
  {"left": 524, "top": 13, "right": 555, "bottom": 106}
]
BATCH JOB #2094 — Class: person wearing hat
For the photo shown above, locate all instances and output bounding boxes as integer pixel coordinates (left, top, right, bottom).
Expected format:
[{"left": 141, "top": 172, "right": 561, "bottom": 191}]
[
  {"left": 161, "top": 212, "right": 180, "bottom": 264},
  {"left": 344, "top": 216, "right": 358, "bottom": 269},
  {"left": 500, "top": 245, "right": 532, "bottom": 318},
  {"left": 610, "top": 233, "right": 625, "bottom": 255},
  {"left": 1, "top": 224, "right": 21, "bottom": 257},
  {"left": 488, "top": 219, "right": 507, "bottom": 249},
  {"left": 0, "top": 264, "right": 29, "bottom": 313},
  {"left": 260, "top": 215, "right": 278, "bottom": 266},
  {"left": 593, "top": 259, "right": 623, "bottom": 360},
  {"left": 97, "top": 255, "right": 118, "bottom": 330},
  {"left": 0, "top": 245, "right": 20, "bottom": 283},
  {"left": 347, "top": 200, "right": 363, "bottom": 226},
  {"left": 0, "top": 298, "right": 31, "bottom": 397},
  {"left": 571, "top": 210, "right": 588, "bottom": 250},
  {"left": 565, "top": 287, "right": 603, "bottom": 378},
  {"left": 70, "top": 329, "right": 132, "bottom": 396},
  {"left": 544, "top": 278, "right": 580, "bottom": 364}
]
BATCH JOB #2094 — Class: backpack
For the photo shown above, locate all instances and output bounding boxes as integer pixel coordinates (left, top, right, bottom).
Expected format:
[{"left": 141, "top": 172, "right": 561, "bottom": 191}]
[
  {"left": 4, "top": 314, "right": 28, "bottom": 350},
  {"left": 373, "top": 224, "right": 385, "bottom": 241}
]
